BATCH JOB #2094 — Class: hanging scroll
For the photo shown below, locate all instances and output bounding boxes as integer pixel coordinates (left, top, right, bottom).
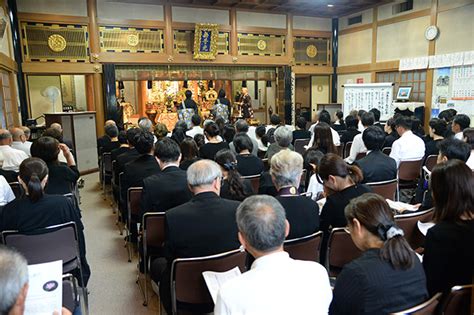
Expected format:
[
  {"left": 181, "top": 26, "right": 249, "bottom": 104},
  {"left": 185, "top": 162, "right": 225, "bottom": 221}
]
[
  {"left": 193, "top": 23, "right": 219, "bottom": 60},
  {"left": 343, "top": 83, "right": 394, "bottom": 121}
]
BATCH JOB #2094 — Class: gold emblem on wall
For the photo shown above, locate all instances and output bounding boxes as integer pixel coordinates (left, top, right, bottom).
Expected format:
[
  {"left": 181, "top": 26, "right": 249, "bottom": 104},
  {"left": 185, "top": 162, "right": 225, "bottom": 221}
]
[
  {"left": 48, "top": 34, "right": 67, "bottom": 52},
  {"left": 306, "top": 44, "right": 318, "bottom": 58},
  {"left": 127, "top": 33, "right": 139, "bottom": 47},
  {"left": 257, "top": 39, "right": 267, "bottom": 51}
]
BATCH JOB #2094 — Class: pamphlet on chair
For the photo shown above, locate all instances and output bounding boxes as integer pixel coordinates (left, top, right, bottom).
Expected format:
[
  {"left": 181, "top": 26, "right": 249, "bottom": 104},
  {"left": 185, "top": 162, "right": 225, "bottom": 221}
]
[{"left": 203, "top": 266, "right": 242, "bottom": 303}]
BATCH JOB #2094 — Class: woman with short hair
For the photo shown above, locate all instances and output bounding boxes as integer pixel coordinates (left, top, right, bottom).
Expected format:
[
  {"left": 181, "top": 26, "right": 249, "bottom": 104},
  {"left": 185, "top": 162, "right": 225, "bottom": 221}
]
[
  {"left": 330, "top": 193, "right": 427, "bottom": 314},
  {"left": 234, "top": 133, "right": 264, "bottom": 176},
  {"left": 265, "top": 126, "right": 294, "bottom": 161},
  {"left": 423, "top": 159, "right": 474, "bottom": 295},
  {"left": 199, "top": 121, "right": 229, "bottom": 160}
]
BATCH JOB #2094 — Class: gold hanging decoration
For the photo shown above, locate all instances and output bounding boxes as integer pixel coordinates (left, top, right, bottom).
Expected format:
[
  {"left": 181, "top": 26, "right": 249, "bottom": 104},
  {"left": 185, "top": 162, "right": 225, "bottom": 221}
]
[
  {"left": 48, "top": 34, "right": 67, "bottom": 52},
  {"left": 193, "top": 23, "right": 219, "bottom": 60}
]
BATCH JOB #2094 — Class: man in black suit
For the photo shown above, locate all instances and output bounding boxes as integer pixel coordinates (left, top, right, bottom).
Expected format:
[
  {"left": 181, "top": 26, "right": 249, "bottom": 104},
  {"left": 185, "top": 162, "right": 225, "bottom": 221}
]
[
  {"left": 355, "top": 126, "right": 397, "bottom": 184},
  {"left": 370, "top": 108, "right": 385, "bottom": 132},
  {"left": 151, "top": 159, "right": 241, "bottom": 314},
  {"left": 140, "top": 137, "right": 192, "bottom": 217},
  {"left": 97, "top": 120, "right": 116, "bottom": 154}
]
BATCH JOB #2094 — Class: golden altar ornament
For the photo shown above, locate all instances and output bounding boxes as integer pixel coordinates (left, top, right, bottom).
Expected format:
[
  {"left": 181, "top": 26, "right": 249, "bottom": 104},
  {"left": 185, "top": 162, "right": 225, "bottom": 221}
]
[
  {"left": 257, "top": 40, "right": 267, "bottom": 51},
  {"left": 306, "top": 44, "right": 318, "bottom": 58},
  {"left": 193, "top": 23, "right": 219, "bottom": 60},
  {"left": 127, "top": 34, "right": 139, "bottom": 47},
  {"left": 48, "top": 34, "right": 67, "bottom": 52}
]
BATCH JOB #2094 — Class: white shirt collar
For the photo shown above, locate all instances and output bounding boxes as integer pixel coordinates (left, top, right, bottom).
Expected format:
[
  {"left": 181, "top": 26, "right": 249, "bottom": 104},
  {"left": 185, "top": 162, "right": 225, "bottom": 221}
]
[
  {"left": 161, "top": 162, "right": 179, "bottom": 170},
  {"left": 401, "top": 130, "right": 414, "bottom": 137},
  {"left": 251, "top": 251, "right": 289, "bottom": 270}
]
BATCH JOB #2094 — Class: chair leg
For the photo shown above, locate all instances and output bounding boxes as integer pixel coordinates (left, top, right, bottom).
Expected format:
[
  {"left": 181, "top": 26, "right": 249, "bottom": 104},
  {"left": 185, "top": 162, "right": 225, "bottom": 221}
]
[{"left": 127, "top": 229, "right": 132, "bottom": 262}]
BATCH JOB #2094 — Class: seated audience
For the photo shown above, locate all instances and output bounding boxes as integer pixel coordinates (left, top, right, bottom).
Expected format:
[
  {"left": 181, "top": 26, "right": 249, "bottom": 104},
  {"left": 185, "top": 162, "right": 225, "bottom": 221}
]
[
  {"left": 21, "top": 126, "right": 31, "bottom": 142},
  {"left": 200, "top": 121, "right": 229, "bottom": 160},
  {"left": 345, "top": 112, "right": 375, "bottom": 164},
  {"left": 50, "top": 122, "right": 73, "bottom": 150},
  {"left": 194, "top": 133, "right": 205, "bottom": 148},
  {"left": 438, "top": 109, "right": 456, "bottom": 138},
  {"left": 0, "top": 129, "right": 28, "bottom": 172},
  {"left": 265, "top": 126, "right": 294, "bottom": 161},
  {"left": 0, "top": 175, "right": 14, "bottom": 209},
  {"left": 110, "top": 131, "right": 129, "bottom": 162},
  {"left": 330, "top": 194, "right": 427, "bottom": 314},
  {"left": 179, "top": 138, "right": 201, "bottom": 171},
  {"left": 318, "top": 154, "right": 370, "bottom": 260},
  {"left": 463, "top": 128, "right": 474, "bottom": 169},
  {"left": 383, "top": 117, "right": 399, "bottom": 148},
  {"left": 292, "top": 116, "right": 311, "bottom": 144},
  {"left": 452, "top": 114, "right": 471, "bottom": 140},
  {"left": 357, "top": 110, "right": 367, "bottom": 132},
  {"left": 423, "top": 159, "right": 474, "bottom": 296},
  {"left": 31, "top": 136, "right": 79, "bottom": 195},
  {"left": 0, "top": 158, "right": 90, "bottom": 285},
  {"left": 389, "top": 115, "right": 425, "bottom": 167},
  {"left": 99, "top": 124, "right": 120, "bottom": 155},
  {"left": 186, "top": 114, "right": 203, "bottom": 138},
  {"left": 310, "top": 122, "right": 337, "bottom": 154},
  {"left": 153, "top": 122, "right": 169, "bottom": 141},
  {"left": 234, "top": 133, "right": 264, "bottom": 176},
  {"left": 140, "top": 138, "right": 192, "bottom": 217},
  {"left": 266, "top": 114, "right": 281, "bottom": 143},
  {"left": 370, "top": 108, "right": 384, "bottom": 132},
  {"left": 354, "top": 126, "right": 397, "bottom": 184},
  {"left": 10, "top": 127, "right": 31, "bottom": 156},
  {"left": 331, "top": 110, "right": 346, "bottom": 132},
  {"left": 340, "top": 115, "right": 360, "bottom": 144},
  {"left": 215, "top": 195, "right": 332, "bottom": 315},
  {"left": 170, "top": 126, "right": 187, "bottom": 146},
  {"left": 309, "top": 110, "right": 340, "bottom": 147},
  {"left": 424, "top": 118, "right": 447, "bottom": 158},
  {"left": 215, "top": 149, "right": 253, "bottom": 201},
  {"left": 0, "top": 246, "right": 30, "bottom": 315},
  {"left": 114, "top": 127, "right": 141, "bottom": 188},
  {"left": 215, "top": 117, "right": 226, "bottom": 136},
  {"left": 97, "top": 120, "right": 116, "bottom": 155},
  {"left": 43, "top": 127, "right": 69, "bottom": 163},
  {"left": 229, "top": 120, "right": 259, "bottom": 156},
  {"left": 222, "top": 124, "right": 236, "bottom": 144},
  {"left": 255, "top": 125, "right": 269, "bottom": 153},
  {"left": 304, "top": 149, "right": 325, "bottom": 201},
  {"left": 271, "top": 150, "right": 319, "bottom": 239},
  {"left": 411, "top": 117, "right": 425, "bottom": 138},
  {"left": 138, "top": 117, "right": 154, "bottom": 133},
  {"left": 151, "top": 160, "right": 241, "bottom": 314}
]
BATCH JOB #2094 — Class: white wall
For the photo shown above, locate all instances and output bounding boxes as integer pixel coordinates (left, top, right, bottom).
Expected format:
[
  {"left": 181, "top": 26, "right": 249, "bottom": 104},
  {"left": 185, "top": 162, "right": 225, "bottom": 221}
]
[
  {"left": 172, "top": 7, "right": 229, "bottom": 24},
  {"left": 338, "top": 29, "right": 372, "bottom": 66},
  {"left": 97, "top": 0, "right": 163, "bottom": 21},
  {"left": 293, "top": 16, "right": 331, "bottom": 31},
  {"left": 436, "top": 4, "right": 474, "bottom": 54},
  {"left": 17, "top": 0, "right": 87, "bottom": 16},
  {"left": 236, "top": 11, "right": 286, "bottom": 29},
  {"left": 339, "top": 9, "right": 373, "bottom": 30}
]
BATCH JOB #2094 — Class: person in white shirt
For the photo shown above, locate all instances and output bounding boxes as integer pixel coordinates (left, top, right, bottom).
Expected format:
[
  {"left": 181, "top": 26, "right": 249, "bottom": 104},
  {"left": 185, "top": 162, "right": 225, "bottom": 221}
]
[
  {"left": 462, "top": 128, "right": 474, "bottom": 170},
  {"left": 452, "top": 114, "right": 471, "bottom": 140},
  {"left": 0, "top": 129, "right": 28, "bottom": 172},
  {"left": 10, "top": 127, "right": 31, "bottom": 157},
  {"left": 304, "top": 149, "right": 325, "bottom": 201},
  {"left": 186, "top": 114, "right": 204, "bottom": 138},
  {"left": 215, "top": 195, "right": 332, "bottom": 315},
  {"left": 308, "top": 110, "right": 340, "bottom": 148},
  {"left": 389, "top": 116, "right": 425, "bottom": 167},
  {"left": 357, "top": 110, "right": 367, "bottom": 132},
  {"left": 0, "top": 175, "right": 15, "bottom": 206},
  {"left": 345, "top": 112, "right": 375, "bottom": 164}
]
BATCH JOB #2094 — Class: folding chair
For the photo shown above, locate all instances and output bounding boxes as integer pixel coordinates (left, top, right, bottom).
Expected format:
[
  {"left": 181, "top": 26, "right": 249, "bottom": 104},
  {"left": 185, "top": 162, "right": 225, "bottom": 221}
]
[
  {"left": 355, "top": 152, "right": 367, "bottom": 160},
  {"left": 382, "top": 147, "right": 391, "bottom": 155},
  {"left": 64, "top": 193, "right": 80, "bottom": 212},
  {"left": 366, "top": 178, "right": 398, "bottom": 201},
  {"left": 138, "top": 211, "right": 166, "bottom": 306},
  {"left": 1, "top": 222, "right": 89, "bottom": 314},
  {"left": 127, "top": 187, "right": 143, "bottom": 262},
  {"left": 101, "top": 153, "right": 113, "bottom": 199},
  {"left": 336, "top": 145, "right": 343, "bottom": 157},
  {"left": 390, "top": 292, "right": 442, "bottom": 315},
  {"left": 262, "top": 158, "right": 270, "bottom": 171},
  {"left": 398, "top": 159, "right": 424, "bottom": 200},
  {"left": 8, "top": 182, "right": 24, "bottom": 199},
  {"left": 326, "top": 227, "right": 363, "bottom": 277},
  {"left": 394, "top": 209, "right": 433, "bottom": 250},
  {"left": 424, "top": 155, "right": 438, "bottom": 172},
  {"left": 294, "top": 138, "right": 310, "bottom": 155},
  {"left": 299, "top": 169, "right": 307, "bottom": 192},
  {"left": 117, "top": 172, "right": 125, "bottom": 235},
  {"left": 284, "top": 231, "right": 323, "bottom": 263},
  {"left": 171, "top": 248, "right": 247, "bottom": 315},
  {"left": 63, "top": 274, "right": 79, "bottom": 314},
  {"left": 241, "top": 174, "right": 261, "bottom": 194},
  {"left": 343, "top": 141, "right": 353, "bottom": 159},
  {"left": 440, "top": 284, "right": 473, "bottom": 315}
]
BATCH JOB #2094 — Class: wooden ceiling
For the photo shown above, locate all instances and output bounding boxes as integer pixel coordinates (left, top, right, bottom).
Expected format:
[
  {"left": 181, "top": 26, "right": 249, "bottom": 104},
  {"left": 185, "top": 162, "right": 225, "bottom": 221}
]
[{"left": 112, "top": 0, "right": 391, "bottom": 18}]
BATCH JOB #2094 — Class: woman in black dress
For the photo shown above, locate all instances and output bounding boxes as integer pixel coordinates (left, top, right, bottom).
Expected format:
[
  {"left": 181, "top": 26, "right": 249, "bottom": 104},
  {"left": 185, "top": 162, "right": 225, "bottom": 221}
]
[
  {"left": 215, "top": 149, "right": 253, "bottom": 201},
  {"left": 330, "top": 193, "right": 427, "bottom": 314},
  {"left": 179, "top": 138, "right": 201, "bottom": 171},
  {"left": 0, "top": 158, "right": 90, "bottom": 285},
  {"left": 199, "top": 121, "right": 229, "bottom": 160}
]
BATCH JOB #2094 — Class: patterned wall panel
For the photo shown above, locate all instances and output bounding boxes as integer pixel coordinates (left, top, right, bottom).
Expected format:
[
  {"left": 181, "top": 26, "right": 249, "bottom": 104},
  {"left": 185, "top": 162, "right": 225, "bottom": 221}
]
[
  {"left": 99, "top": 26, "right": 164, "bottom": 53},
  {"left": 294, "top": 37, "right": 330, "bottom": 66},
  {"left": 174, "top": 30, "right": 229, "bottom": 55},
  {"left": 21, "top": 22, "right": 89, "bottom": 62},
  {"left": 237, "top": 33, "right": 285, "bottom": 56}
]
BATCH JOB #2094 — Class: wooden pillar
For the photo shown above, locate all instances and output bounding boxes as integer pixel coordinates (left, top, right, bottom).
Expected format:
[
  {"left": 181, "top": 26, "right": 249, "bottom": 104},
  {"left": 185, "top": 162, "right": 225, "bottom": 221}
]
[
  {"left": 371, "top": 8, "right": 378, "bottom": 82},
  {"left": 286, "top": 13, "right": 294, "bottom": 65},
  {"left": 164, "top": 4, "right": 173, "bottom": 56},
  {"left": 85, "top": 75, "right": 95, "bottom": 112},
  {"left": 87, "top": 0, "right": 105, "bottom": 136},
  {"left": 424, "top": 0, "right": 438, "bottom": 131},
  {"left": 230, "top": 8, "right": 238, "bottom": 57}
]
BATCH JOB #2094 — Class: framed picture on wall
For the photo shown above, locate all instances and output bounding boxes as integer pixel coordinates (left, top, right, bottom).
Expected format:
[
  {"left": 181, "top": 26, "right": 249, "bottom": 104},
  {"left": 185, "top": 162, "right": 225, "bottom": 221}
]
[
  {"left": 396, "top": 86, "right": 412, "bottom": 101},
  {"left": 60, "top": 75, "right": 76, "bottom": 106}
]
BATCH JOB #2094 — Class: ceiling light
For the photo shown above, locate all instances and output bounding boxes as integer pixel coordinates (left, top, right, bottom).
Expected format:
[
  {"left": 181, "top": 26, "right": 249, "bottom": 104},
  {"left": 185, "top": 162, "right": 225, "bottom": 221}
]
[{"left": 327, "top": 4, "right": 334, "bottom": 7}]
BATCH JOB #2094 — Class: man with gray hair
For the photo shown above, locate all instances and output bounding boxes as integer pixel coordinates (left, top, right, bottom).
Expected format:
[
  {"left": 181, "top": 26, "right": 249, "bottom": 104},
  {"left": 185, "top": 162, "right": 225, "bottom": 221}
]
[
  {"left": 229, "top": 119, "right": 259, "bottom": 156},
  {"left": 215, "top": 195, "right": 332, "bottom": 314},
  {"left": 151, "top": 159, "right": 241, "bottom": 314},
  {"left": 0, "top": 129, "right": 28, "bottom": 171},
  {"left": 264, "top": 126, "right": 294, "bottom": 161},
  {"left": 10, "top": 127, "right": 32, "bottom": 156},
  {"left": 0, "top": 245, "right": 28, "bottom": 315},
  {"left": 271, "top": 150, "right": 320, "bottom": 239}
]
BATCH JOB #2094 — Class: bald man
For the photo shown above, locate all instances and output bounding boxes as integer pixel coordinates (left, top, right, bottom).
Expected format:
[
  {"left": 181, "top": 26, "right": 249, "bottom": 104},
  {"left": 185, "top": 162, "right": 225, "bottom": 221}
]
[
  {"left": 97, "top": 120, "right": 117, "bottom": 157},
  {"left": 49, "top": 123, "right": 73, "bottom": 150},
  {"left": 10, "top": 127, "right": 32, "bottom": 156},
  {"left": 239, "top": 87, "right": 254, "bottom": 119},
  {"left": 0, "top": 129, "right": 28, "bottom": 171}
]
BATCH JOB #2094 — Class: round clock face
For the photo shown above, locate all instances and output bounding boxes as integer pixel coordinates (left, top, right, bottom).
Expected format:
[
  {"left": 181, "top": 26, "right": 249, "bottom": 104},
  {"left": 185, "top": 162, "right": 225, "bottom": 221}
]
[{"left": 425, "top": 25, "right": 438, "bottom": 41}]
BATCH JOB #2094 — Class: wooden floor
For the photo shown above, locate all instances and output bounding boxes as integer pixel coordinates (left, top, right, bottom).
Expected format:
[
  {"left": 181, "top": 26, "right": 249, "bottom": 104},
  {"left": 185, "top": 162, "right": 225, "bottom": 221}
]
[{"left": 80, "top": 173, "right": 162, "bottom": 314}]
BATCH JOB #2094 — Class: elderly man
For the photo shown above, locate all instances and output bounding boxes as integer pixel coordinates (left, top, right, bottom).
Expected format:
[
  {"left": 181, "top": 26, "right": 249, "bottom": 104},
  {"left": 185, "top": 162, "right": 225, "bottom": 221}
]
[
  {"left": 50, "top": 123, "right": 73, "bottom": 150},
  {"left": 264, "top": 126, "right": 294, "bottom": 161},
  {"left": 229, "top": 119, "right": 259, "bottom": 156},
  {"left": 0, "top": 246, "right": 29, "bottom": 315},
  {"left": 151, "top": 159, "right": 241, "bottom": 314},
  {"left": 239, "top": 87, "right": 254, "bottom": 119},
  {"left": 20, "top": 126, "right": 31, "bottom": 141},
  {"left": 97, "top": 120, "right": 116, "bottom": 155},
  {"left": 215, "top": 195, "right": 332, "bottom": 314},
  {"left": 0, "top": 129, "right": 28, "bottom": 171},
  {"left": 271, "top": 150, "right": 319, "bottom": 239},
  {"left": 10, "top": 128, "right": 31, "bottom": 156}
]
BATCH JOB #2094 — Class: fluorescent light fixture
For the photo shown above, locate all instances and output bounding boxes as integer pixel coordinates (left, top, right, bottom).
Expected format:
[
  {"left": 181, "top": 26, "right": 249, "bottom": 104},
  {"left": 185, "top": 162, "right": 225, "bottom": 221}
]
[{"left": 327, "top": 4, "right": 334, "bottom": 7}]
